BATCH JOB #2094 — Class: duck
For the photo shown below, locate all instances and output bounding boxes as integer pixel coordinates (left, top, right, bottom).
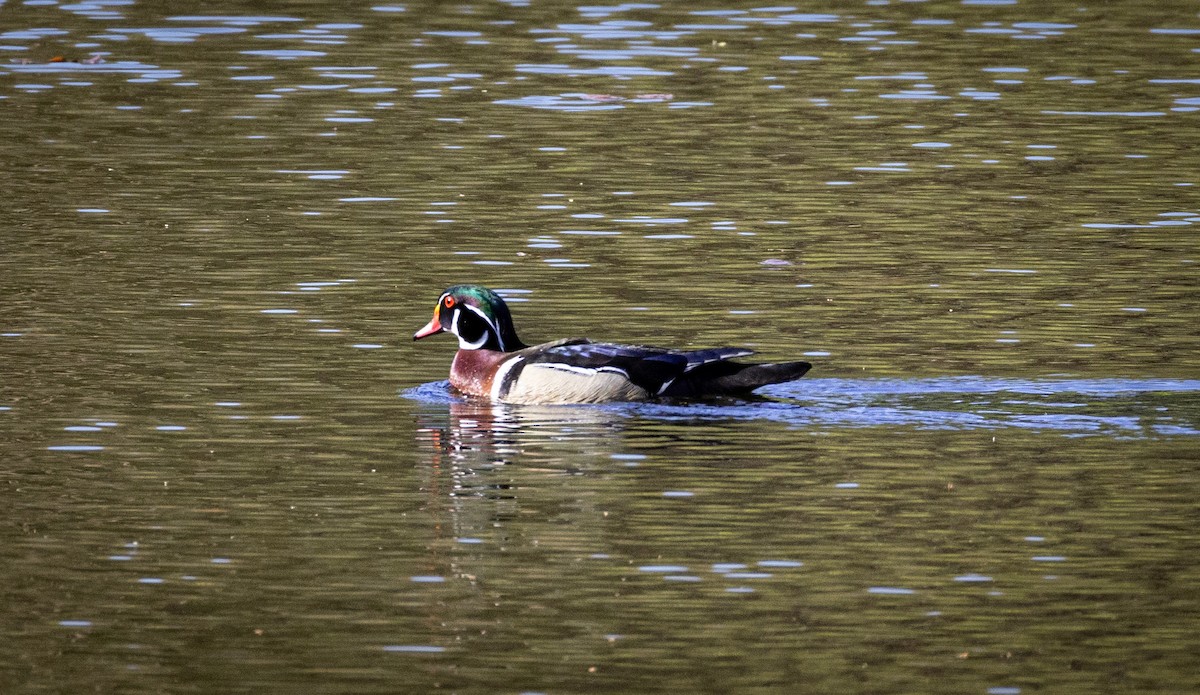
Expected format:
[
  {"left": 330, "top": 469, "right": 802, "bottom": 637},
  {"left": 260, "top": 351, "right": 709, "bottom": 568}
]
[{"left": 413, "top": 285, "right": 812, "bottom": 405}]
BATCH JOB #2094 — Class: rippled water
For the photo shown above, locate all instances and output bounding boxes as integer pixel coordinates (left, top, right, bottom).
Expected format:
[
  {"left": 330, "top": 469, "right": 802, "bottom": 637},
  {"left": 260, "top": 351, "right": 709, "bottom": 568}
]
[
  {"left": 406, "top": 376, "right": 1200, "bottom": 436},
  {"left": 2, "top": 0, "right": 1198, "bottom": 692}
]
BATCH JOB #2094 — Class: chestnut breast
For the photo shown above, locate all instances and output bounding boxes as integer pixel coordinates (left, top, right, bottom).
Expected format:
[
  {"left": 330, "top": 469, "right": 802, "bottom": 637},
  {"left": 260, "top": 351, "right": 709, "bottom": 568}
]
[{"left": 449, "top": 349, "right": 511, "bottom": 399}]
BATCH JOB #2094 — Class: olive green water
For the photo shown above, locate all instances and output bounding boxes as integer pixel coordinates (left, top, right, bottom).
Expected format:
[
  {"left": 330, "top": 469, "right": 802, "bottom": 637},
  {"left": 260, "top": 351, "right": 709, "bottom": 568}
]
[{"left": 2, "top": 1, "right": 1199, "bottom": 693}]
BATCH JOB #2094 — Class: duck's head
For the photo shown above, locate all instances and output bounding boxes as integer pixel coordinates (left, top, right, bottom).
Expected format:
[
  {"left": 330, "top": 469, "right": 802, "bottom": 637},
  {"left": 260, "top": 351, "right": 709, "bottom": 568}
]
[{"left": 413, "top": 285, "right": 525, "bottom": 352}]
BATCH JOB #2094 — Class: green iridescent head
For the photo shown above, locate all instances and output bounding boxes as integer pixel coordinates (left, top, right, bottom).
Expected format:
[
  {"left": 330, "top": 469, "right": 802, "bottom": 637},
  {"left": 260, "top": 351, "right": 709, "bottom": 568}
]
[{"left": 413, "top": 285, "right": 525, "bottom": 351}]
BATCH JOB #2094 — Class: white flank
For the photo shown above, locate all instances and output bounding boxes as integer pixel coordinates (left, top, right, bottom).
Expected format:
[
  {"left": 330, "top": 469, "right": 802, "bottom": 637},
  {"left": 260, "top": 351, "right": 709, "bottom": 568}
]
[{"left": 502, "top": 364, "right": 647, "bottom": 404}]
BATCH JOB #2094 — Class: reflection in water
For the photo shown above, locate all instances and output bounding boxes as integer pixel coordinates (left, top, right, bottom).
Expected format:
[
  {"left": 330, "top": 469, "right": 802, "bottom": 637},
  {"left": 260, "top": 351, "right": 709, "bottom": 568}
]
[
  {"left": 416, "top": 392, "right": 630, "bottom": 466},
  {"left": 401, "top": 378, "right": 1200, "bottom": 694},
  {"left": 413, "top": 394, "right": 629, "bottom": 551},
  {"left": 413, "top": 394, "right": 631, "bottom": 540},
  {"left": 406, "top": 378, "right": 1198, "bottom": 567},
  {"left": 407, "top": 376, "right": 1200, "bottom": 441}
]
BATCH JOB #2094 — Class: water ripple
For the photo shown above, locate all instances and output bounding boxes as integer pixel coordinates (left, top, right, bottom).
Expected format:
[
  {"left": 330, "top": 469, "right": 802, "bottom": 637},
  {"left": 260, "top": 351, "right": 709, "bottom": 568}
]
[{"left": 403, "top": 378, "right": 1200, "bottom": 438}]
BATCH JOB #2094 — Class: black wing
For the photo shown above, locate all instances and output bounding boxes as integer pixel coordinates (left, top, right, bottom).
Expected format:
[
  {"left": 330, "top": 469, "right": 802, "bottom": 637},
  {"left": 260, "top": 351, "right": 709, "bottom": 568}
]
[{"left": 679, "top": 347, "right": 754, "bottom": 372}]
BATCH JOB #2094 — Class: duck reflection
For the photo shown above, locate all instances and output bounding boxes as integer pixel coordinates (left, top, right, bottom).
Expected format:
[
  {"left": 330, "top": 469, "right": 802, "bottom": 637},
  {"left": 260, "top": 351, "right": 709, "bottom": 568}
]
[
  {"left": 411, "top": 395, "right": 633, "bottom": 574},
  {"left": 414, "top": 396, "right": 632, "bottom": 473}
]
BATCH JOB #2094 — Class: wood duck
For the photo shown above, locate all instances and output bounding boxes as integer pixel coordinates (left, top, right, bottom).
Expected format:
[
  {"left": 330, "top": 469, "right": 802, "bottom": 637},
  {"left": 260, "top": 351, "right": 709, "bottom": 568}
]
[{"left": 413, "top": 285, "right": 812, "bottom": 404}]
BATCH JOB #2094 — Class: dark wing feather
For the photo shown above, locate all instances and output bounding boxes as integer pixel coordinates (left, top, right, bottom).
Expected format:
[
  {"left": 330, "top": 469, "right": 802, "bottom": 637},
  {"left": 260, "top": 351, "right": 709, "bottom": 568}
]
[
  {"left": 680, "top": 347, "right": 755, "bottom": 372},
  {"left": 661, "top": 359, "right": 812, "bottom": 397}
]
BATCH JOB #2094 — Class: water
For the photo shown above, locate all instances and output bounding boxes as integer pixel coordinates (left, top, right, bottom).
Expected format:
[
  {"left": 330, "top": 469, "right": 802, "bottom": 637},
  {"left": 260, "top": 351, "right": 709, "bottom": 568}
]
[
  {"left": 2, "top": 0, "right": 1199, "bottom": 692},
  {"left": 408, "top": 376, "right": 1200, "bottom": 436}
]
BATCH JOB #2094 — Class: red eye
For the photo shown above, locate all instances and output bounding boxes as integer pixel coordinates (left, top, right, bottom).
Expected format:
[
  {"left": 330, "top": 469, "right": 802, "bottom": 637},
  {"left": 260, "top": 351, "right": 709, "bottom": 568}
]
[{"left": 444, "top": 295, "right": 456, "bottom": 308}]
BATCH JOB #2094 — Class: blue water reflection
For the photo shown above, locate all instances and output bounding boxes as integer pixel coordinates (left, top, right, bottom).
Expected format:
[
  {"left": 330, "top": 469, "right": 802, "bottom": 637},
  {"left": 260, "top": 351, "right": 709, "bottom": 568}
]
[{"left": 405, "top": 377, "right": 1200, "bottom": 438}]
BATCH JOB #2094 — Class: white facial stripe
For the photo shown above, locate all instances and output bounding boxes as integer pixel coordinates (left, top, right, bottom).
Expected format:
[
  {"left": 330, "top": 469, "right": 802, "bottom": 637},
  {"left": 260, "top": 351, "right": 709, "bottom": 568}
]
[
  {"left": 542, "top": 363, "right": 596, "bottom": 376},
  {"left": 464, "top": 303, "right": 505, "bottom": 351},
  {"left": 459, "top": 333, "right": 488, "bottom": 349},
  {"left": 490, "top": 356, "right": 523, "bottom": 400},
  {"left": 450, "top": 308, "right": 488, "bottom": 349},
  {"left": 542, "top": 363, "right": 630, "bottom": 379}
]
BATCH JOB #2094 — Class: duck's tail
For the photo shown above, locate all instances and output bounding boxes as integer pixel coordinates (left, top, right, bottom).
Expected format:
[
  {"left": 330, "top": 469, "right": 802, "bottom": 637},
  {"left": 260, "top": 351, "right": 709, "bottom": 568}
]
[{"left": 661, "top": 359, "right": 811, "bottom": 398}]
